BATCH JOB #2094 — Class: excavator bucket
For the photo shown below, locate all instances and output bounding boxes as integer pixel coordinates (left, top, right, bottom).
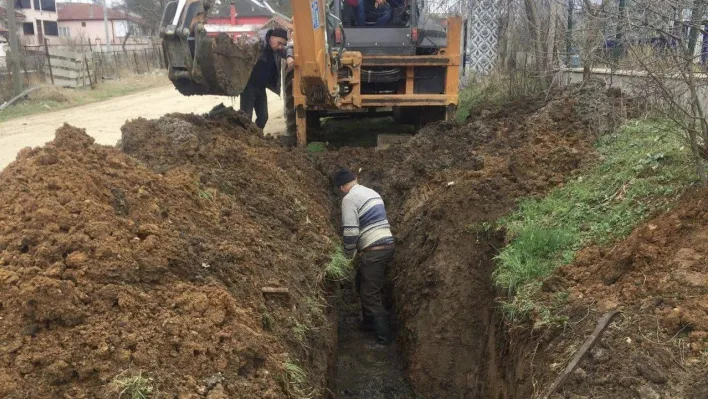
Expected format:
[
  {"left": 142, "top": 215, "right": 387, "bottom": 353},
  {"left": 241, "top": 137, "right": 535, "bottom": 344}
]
[{"left": 159, "top": 0, "right": 262, "bottom": 97}]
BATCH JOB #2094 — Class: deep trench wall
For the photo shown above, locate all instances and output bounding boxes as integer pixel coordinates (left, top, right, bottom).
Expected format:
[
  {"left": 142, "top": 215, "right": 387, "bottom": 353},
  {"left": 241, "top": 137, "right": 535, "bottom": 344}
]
[{"left": 331, "top": 85, "right": 629, "bottom": 398}]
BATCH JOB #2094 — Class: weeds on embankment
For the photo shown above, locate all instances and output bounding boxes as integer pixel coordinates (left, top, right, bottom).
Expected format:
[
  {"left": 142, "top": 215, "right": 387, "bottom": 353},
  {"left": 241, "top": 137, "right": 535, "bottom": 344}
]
[{"left": 493, "top": 119, "right": 698, "bottom": 325}]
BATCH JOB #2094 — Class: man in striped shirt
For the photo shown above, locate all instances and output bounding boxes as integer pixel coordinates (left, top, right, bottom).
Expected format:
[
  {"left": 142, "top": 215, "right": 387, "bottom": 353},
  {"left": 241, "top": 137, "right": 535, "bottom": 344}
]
[{"left": 335, "top": 168, "right": 395, "bottom": 346}]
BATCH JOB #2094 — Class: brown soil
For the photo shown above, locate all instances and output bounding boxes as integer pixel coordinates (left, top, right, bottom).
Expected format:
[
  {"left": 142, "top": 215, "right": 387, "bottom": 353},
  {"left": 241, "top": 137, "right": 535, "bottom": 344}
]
[
  {"left": 0, "top": 108, "right": 337, "bottom": 398},
  {"left": 196, "top": 34, "right": 263, "bottom": 96},
  {"left": 4, "top": 80, "right": 703, "bottom": 399},
  {"left": 315, "top": 83, "right": 630, "bottom": 398},
  {"left": 520, "top": 187, "right": 708, "bottom": 398}
]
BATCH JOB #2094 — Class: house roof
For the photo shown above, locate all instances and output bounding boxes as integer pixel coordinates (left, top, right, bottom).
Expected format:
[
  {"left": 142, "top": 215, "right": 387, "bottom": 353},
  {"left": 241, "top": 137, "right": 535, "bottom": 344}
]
[
  {"left": 56, "top": 3, "right": 129, "bottom": 21},
  {"left": 212, "top": 0, "right": 274, "bottom": 19}
]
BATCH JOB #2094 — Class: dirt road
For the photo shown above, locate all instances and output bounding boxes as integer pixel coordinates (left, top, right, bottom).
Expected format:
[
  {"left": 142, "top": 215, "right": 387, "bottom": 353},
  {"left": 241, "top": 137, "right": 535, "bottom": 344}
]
[{"left": 0, "top": 85, "right": 285, "bottom": 169}]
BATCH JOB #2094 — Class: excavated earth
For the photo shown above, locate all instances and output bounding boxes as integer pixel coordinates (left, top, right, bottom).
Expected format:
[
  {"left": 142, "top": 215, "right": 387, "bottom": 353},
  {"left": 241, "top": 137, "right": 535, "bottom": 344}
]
[
  {"left": 0, "top": 109, "right": 337, "bottom": 398},
  {"left": 529, "top": 187, "right": 708, "bottom": 399},
  {"left": 1, "top": 82, "right": 705, "bottom": 399}
]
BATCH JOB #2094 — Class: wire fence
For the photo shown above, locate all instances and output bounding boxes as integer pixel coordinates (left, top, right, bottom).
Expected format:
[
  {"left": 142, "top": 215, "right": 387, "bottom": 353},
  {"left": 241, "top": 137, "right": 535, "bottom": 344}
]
[{"left": 1, "top": 42, "right": 165, "bottom": 102}]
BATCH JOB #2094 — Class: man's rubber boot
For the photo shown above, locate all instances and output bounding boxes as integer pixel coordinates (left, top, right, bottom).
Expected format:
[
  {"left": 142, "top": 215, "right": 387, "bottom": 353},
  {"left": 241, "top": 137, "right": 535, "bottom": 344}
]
[{"left": 372, "top": 314, "right": 392, "bottom": 346}]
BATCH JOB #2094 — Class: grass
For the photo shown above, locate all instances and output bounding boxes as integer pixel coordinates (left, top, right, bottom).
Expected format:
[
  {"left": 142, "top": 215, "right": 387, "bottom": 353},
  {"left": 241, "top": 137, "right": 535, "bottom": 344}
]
[
  {"left": 306, "top": 142, "right": 327, "bottom": 153},
  {"left": 0, "top": 72, "right": 169, "bottom": 123},
  {"left": 109, "top": 370, "right": 154, "bottom": 399},
  {"left": 280, "top": 359, "right": 316, "bottom": 399},
  {"left": 456, "top": 72, "right": 545, "bottom": 122},
  {"left": 494, "top": 119, "right": 698, "bottom": 322},
  {"left": 456, "top": 79, "right": 508, "bottom": 122},
  {"left": 324, "top": 246, "right": 354, "bottom": 281}
]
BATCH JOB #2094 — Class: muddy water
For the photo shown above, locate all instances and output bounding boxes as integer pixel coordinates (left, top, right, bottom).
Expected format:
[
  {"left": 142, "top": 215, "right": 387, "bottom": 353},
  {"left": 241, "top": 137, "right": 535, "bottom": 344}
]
[{"left": 333, "top": 282, "right": 415, "bottom": 398}]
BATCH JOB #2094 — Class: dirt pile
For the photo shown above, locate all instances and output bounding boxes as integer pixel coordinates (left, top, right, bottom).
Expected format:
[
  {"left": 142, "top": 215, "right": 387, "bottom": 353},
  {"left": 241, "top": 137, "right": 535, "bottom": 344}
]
[
  {"left": 0, "top": 108, "right": 336, "bottom": 398},
  {"left": 318, "top": 84, "right": 630, "bottom": 398},
  {"left": 526, "top": 187, "right": 708, "bottom": 398},
  {"left": 196, "top": 34, "right": 264, "bottom": 96}
]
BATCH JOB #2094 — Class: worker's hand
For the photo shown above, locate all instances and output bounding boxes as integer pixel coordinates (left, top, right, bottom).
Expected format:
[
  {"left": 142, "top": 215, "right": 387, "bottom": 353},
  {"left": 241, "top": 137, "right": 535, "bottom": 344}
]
[
  {"left": 375, "top": 0, "right": 387, "bottom": 8},
  {"left": 286, "top": 56, "right": 295, "bottom": 70}
]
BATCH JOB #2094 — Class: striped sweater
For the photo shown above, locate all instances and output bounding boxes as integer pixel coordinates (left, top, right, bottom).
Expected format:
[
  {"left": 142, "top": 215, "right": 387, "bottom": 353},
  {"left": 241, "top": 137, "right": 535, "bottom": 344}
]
[{"left": 341, "top": 184, "right": 394, "bottom": 256}]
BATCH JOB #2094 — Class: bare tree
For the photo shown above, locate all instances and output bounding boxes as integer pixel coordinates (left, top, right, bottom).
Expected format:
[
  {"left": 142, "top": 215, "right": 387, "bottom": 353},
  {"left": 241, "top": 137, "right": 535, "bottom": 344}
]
[
  {"left": 619, "top": 0, "right": 708, "bottom": 184},
  {"left": 121, "top": 21, "right": 136, "bottom": 52},
  {"left": 119, "top": 0, "right": 164, "bottom": 36}
]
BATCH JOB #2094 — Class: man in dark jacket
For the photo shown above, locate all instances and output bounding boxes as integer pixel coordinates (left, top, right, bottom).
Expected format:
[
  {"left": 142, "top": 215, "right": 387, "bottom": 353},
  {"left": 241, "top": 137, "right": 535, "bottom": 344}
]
[{"left": 240, "top": 28, "right": 294, "bottom": 129}]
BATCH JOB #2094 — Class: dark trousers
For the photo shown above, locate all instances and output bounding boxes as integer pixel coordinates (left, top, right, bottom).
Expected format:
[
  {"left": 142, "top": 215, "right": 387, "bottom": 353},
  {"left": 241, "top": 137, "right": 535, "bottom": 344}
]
[
  {"left": 240, "top": 84, "right": 269, "bottom": 129},
  {"left": 355, "top": 247, "right": 395, "bottom": 320}
]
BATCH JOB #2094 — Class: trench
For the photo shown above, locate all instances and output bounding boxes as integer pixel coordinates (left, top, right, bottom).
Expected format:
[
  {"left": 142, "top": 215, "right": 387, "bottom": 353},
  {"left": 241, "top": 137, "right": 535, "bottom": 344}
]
[
  {"left": 325, "top": 213, "right": 523, "bottom": 399},
  {"left": 315, "top": 134, "right": 525, "bottom": 399}
]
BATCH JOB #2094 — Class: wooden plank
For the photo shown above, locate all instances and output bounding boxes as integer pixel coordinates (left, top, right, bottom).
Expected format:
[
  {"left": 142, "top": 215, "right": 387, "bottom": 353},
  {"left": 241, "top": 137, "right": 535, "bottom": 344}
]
[
  {"left": 44, "top": 67, "right": 84, "bottom": 79},
  {"left": 46, "top": 58, "right": 83, "bottom": 69},
  {"left": 51, "top": 77, "right": 81, "bottom": 88},
  {"left": 47, "top": 48, "right": 82, "bottom": 60}
]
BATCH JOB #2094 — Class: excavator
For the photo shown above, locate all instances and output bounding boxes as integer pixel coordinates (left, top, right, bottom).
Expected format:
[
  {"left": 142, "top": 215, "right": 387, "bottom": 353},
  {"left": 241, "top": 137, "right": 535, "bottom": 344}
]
[{"left": 159, "top": 0, "right": 461, "bottom": 146}]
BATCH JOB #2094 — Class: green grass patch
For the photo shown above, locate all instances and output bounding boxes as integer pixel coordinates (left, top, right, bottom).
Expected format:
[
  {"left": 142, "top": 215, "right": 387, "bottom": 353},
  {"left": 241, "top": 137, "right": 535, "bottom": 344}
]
[
  {"left": 280, "top": 359, "right": 316, "bottom": 399},
  {"left": 109, "top": 370, "right": 154, "bottom": 399},
  {"left": 324, "top": 246, "right": 353, "bottom": 281},
  {"left": 456, "top": 81, "right": 507, "bottom": 122},
  {"left": 494, "top": 119, "right": 698, "bottom": 322},
  {"left": 306, "top": 142, "right": 327, "bottom": 153},
  {"left": 456, "top": 73, "right": 544, "bottom": 122}
]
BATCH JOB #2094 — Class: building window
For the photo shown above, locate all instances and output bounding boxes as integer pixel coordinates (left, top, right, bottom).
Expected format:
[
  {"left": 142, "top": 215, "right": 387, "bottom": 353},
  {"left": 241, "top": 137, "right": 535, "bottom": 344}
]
[
  {"left": 43, "top": 20, "right": 59, "bottom": 36},
  {"left": 82, "top": 22, "right": 86, "bottom": 28},
  {"left": 17, "top": 0, "right": 31, "bottom": 10},
  {"left": 22, "top": 22, "right": 35, "bottom": 35},
  {"left": 33, "top": 0, "right": 56, "bottom": 12},
  {"left": 59, "top": 27, "right": 71, "bottom": 37}
]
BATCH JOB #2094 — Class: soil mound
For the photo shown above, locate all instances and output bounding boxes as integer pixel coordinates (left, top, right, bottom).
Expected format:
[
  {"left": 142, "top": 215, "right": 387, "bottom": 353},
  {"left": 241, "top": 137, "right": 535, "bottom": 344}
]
[
  {"left": 533, "top": 187, "right": 708, "bottom": 398},
  {"left": 317, "top": 84, "right": 630, "bottom": 398},
  {"left": 0, "top": 109, "right": 336, "bottom": 398}
]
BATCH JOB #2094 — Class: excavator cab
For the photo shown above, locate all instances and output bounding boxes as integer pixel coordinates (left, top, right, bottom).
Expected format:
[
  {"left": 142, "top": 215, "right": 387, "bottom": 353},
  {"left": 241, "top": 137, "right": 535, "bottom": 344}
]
[
  {"left": 308, "top": 0, "right": 454, "bottom": 128},
  {"left": 159, "top": 0, "right": 461, "bottom": 146}
]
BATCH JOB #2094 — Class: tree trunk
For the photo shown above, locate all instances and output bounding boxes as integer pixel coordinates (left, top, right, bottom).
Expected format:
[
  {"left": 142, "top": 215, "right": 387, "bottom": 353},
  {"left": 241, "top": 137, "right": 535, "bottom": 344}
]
[
  {"left": 566, "top": 0, "right": 575, "bottom": 66},
  {"left": 613, "top": 0, "right": 627, "bottom": 62},
  {"left": 686, "top": 0, "right": 708, "bottom": 186},
  {"left": 547, "top": 0, "right": 560, "bottom": 71},
  {"left": 122, "top": 28, "right": 133, "bottom": 53},
  {"left": 524, "top": 0, "right": 545, "bottom": 74}
]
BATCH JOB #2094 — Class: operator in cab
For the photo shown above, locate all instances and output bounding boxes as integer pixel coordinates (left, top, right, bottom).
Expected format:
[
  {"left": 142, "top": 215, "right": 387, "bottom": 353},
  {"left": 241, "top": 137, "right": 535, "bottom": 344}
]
[
  {"left": 240, "top": 28, "right": 294, "bottom": 132},
  {"left": 346, "top": 0, "right": 405, "bottom": 26}
]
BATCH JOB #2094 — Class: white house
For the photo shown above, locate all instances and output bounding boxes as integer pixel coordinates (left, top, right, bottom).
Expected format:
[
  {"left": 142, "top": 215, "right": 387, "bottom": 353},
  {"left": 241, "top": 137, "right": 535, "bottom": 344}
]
[
  {"left": 56, "top": 3, "right": 145, "bottom": 47},
  {"left": 12, "top": 0, "right": 59, "bottom": 46}
]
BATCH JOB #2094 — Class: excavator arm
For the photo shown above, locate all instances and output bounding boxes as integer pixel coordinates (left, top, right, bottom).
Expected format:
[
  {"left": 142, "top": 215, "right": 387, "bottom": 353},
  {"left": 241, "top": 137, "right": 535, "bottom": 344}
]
[{"left": 159, "top": 0, "right": 343, "bottom": 101}]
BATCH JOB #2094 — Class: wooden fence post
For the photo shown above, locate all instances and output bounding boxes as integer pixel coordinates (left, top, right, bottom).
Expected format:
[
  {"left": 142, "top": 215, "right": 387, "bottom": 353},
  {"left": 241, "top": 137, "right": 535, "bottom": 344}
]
[
  {"left": 44, "top": 39, "right": 54, "bottom": 85},
  {"left": 133, "top": 51, "right": 140, "bottom": 73},
  {"left": 84, "top": 55, "right": 95, "bottom": 89},
  {"left": 143, "top": 48, "right": 150, "bottom": 72},
  {"left": 112, "top": 52, "right": 118, "bottom": 75}
]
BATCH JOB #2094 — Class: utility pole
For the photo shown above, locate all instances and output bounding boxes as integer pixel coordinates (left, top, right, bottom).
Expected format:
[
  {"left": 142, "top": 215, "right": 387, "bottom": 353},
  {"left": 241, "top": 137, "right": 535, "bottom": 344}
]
[
  {"left": 102, "top": 0, "right": 112, "bottom": 53},
  {"left": 6, "top": 0, "right": 24, "bottom": 94}
]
